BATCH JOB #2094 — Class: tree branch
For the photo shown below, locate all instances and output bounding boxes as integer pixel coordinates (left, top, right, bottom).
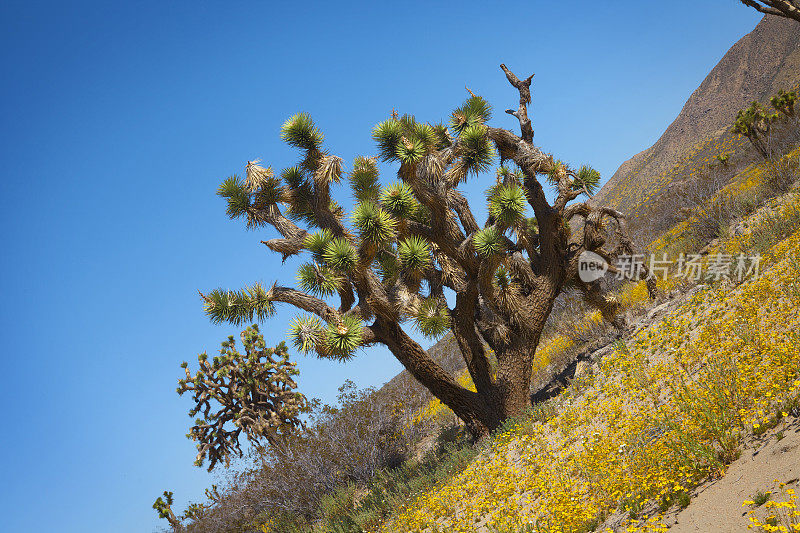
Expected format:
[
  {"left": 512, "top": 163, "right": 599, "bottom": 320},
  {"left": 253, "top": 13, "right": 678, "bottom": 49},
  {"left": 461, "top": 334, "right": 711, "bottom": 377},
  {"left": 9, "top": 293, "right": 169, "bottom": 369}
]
[{"left": 499, "top": 63, "right": 535, "bottom": 142}]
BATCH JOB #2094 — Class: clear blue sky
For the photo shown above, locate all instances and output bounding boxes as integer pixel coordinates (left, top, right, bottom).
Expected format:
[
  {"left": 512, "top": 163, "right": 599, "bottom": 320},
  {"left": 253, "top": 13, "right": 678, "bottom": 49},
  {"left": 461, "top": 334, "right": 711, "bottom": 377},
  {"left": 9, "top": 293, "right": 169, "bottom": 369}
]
[{"left": 0, "top": 1, "right": 763, "bottom": 531}]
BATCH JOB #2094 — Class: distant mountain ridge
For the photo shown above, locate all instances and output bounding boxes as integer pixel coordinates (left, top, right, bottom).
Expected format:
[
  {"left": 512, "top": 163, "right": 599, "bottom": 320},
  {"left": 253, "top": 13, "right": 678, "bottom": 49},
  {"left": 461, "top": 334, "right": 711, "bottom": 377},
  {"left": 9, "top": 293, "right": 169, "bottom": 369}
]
[{"left": 596, "top": 15, "right": 800, "bottom": 213}]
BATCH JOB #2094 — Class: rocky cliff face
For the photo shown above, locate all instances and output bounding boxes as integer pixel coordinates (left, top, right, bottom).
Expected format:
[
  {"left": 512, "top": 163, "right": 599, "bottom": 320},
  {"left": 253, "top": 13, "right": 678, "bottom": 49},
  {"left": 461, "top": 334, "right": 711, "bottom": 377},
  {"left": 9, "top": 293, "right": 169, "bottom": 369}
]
[{"left": 596, "top": 16, "right": 800, "bottom": 212}]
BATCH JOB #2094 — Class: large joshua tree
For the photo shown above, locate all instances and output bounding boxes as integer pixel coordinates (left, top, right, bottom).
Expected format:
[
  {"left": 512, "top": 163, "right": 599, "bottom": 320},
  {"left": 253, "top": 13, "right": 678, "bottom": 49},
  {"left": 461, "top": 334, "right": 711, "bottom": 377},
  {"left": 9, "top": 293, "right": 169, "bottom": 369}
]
[{"left": 202, "top": 65, "right": 651, "bottom": 438}]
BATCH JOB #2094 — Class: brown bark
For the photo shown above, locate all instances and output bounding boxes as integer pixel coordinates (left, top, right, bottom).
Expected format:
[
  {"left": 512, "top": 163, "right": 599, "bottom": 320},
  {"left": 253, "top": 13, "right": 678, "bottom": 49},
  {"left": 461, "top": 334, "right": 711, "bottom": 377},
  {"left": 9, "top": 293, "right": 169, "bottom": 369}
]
[
  {"left": 372, "top": 318, "right": 501, "bottom": 436},
  {"left": 740, "top": 0, "right": 800, "bottom": 22}
]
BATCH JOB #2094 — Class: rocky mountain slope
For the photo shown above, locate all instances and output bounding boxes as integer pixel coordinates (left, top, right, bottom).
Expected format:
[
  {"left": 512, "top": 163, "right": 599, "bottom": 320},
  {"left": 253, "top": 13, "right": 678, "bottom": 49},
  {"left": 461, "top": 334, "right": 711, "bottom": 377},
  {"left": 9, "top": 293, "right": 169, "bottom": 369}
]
[{"left": 596, "top": 16, "right": 800, "bottom": 215}]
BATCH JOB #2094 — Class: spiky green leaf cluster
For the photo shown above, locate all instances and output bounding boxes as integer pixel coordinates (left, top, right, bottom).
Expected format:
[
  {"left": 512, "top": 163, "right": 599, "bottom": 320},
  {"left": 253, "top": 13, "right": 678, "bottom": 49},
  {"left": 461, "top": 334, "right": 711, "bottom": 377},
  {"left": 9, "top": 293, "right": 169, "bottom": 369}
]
[
  {"left": 380, "top": 183, "right": 418, "bottom": 219},
  {"left": 574, "top": 164, "right": 601, "bottom": 195},
  {"left": 352, "top": 202, "right": 397, "bottom": 247},
  {"left": 203, "top": 284, "right": 275, "bottom": 325},
  {"left": 488, "top": 184, "right": 526, "bottom": 227},
  {"left": 325, "top": 314, "right": 364, "bottom": 360},
  {"left": 323, "top": 237, "right": 358, "bottom": 272},
  {"left": 473, "top": 226, "right": 504, "bottom": 257},
  {"left": 398, "top": 235, "right": 431, "bottom": 273},
  {"left": 395, "top": 137, "right": 425, "bottom": 165},
  {"left": 456, "top": 124, "right": 495, "bottom": 177},
  {"left": 770, "top": 89, "right": 797, "bottom": 117},
  {"left": 217, "top": 175, "right": 250, "bottom": 220},
  {"left": 450, "top": 95, "right": 492, "bottom": 135},
  {"left": 372, "top": 115, "right": 442, "bottom": 164},
  {"left": 350, "top": 156, "right": 380, "bottom": 203},
  {"left": 372, "top": 119, "right": 404, "bottom": 162},
  {"left": 413, "top": 298, "right": 451, "bottom": 339},
  {"left": 280, "top": 112, "right": 324, "bottom": 150},
  {"left": 296, "top": 262, "right": 343, "bottom": 297},
  {"left": 253, "top": 175, "right": 285, "bottom": 206},
  {"left": 304, "top": 229, "right": 334, "bottom": 261},
  {"left": 280, "top": 166, "right": 315, "bottom": 223},
  {"left": 289, "top": 314, "right": 324, "bottom": 355}
]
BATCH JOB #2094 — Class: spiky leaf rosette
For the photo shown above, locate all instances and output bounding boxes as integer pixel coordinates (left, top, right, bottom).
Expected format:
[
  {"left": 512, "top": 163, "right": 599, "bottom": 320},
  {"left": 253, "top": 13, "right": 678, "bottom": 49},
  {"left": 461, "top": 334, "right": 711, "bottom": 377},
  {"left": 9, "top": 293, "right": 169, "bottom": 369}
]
[
  {"left": 304, "top": 229, "right": 334, "bottom": 261},
  {"left": 450, "top": 95, "right": 492, "bottom": 135},
  {"left": 432, "top": 123, "right": 452, "bottom": 149},
  {"left": 202, "top": 284, "right": 275, "bottom": 325},
  {"left": 380, "top": 183, "right": 418, "bottom": 219},
  {"left": 296, "top": 262, "right": 343, "bottom": 297},
  {"left": 177, "top": 325, "right": 308, "bottom": 470},
  {"left": 450, "top": 124, "right": 495, "bottom": 184},
  {"left": 323, "top": 237, "right": 358, "bottom": 272},
  {"left": 545, "top": 160, "right": 568, "bottom": 186},
  {"left": 352, "top": 202, "right": 397, "bottom": 247},
  {"left": 573, "top": 164, "right": 601, "bottom": 195},
  {"left": 324, "top": 314, "right": 364, "bottom": 360},
  {"left": 412, "top": 122, "right": 438, "bottom": 152},
  {"left": 398, "top": 235, "right": 431, "bottom": 273},
  {"left": 395, "top": 137, "right": 426, "bottom": 165},
  {"left": 350, "top": 156, "right": 380, "bottom": 203},
  {"left": 217, "top": 175, "right": 250, "bottom": 220},
  {"left": 289, "top": 314, "right": 325, "bottom": 355},
  {"left": 413, "top": 298, "right": 451, "bottom": 339},
  {"left": 280, "top": 166, "right": 315, "bottom": 223},
  {"left": 253, "top": 174, "right": 285, "bottom": 206},
  {"left": 281, "top": 112, "right": 324, "bottom": 151},
  {"left": 473, "top": 226, "right": 505, "bottom": 257},
  {"left": 372, "top": 119, "right": 403, "bottom": 162},
  {"left": 488, "top": 184, "right": 526, "bottom": 227}
]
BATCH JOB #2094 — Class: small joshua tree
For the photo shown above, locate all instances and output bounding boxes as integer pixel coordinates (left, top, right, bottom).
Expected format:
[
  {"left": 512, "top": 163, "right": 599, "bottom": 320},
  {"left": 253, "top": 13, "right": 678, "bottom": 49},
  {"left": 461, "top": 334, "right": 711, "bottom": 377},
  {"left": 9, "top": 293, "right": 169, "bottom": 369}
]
[
  {"left": 739, "top": 0, "right": 800, "bottom": 22},
  {"left": 153, "top": 487, "right": 220, "bottom": 531},
  {"left": 733, "top": 102, "right": 777, "bottom": 159},
  {"left": 733, "top": 90, "right": 798, "bottom": 159},
  {"left": 153, "top": 491, "right": 183, "bottom": 532},
  {"left": 178, "top": 324, "right": 309, "bottom": 470},
  {"left": 771, "top": 89, "right": 798, "bottom": 117},
  {"left": 201, "top": 65, "right": 653, "bottom": 438}
]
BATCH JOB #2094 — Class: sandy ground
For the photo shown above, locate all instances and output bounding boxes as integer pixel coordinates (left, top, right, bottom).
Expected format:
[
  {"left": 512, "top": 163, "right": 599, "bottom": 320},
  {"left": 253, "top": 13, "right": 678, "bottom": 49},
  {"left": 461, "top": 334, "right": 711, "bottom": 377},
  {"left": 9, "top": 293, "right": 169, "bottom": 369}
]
[{"left": 664, "top": 419, "right": 800, "bottom": 532}]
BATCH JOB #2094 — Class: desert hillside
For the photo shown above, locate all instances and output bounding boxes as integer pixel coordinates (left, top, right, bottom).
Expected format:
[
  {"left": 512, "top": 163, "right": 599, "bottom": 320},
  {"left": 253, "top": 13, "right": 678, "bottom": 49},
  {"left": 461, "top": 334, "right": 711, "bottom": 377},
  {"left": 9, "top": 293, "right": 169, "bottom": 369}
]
[{"left": 596, "top": 16, "right": 800, "bottom": 215}]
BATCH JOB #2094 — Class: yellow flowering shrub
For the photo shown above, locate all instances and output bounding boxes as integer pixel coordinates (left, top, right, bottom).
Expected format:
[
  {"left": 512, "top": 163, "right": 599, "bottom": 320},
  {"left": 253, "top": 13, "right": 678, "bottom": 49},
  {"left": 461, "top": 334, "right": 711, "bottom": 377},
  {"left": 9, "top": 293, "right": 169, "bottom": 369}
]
[{"left": 744, "top": 485, "right": 800, "bottom": 532}]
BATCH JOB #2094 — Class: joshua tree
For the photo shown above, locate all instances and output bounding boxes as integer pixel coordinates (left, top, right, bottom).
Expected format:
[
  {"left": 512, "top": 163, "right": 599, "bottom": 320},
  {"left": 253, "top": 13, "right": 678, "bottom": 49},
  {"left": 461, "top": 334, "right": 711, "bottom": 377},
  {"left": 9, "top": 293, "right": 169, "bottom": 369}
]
[
  {"left": 153, "top": 487, "right": 220, "bottom": 531},
  {"left": 733, "top": 102, "right": 776, "bottom": 159},
  {"left": 201, "top": 64, "right": 652, "bottom": 438},
  {"left": 178, "top": 325, "right": 309, "bottom": 470},
  {"left": 771, "top": 89, "right": 798, "bottom": 117},
  {"left": 733, "top": 90, "right": 798, "bottom": 159},
  {"left": 739, "top": 0, "right": 800, "bottom": 22},
  {"left": 153, "top": 491, "right": 183, "bottom": 532}
]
